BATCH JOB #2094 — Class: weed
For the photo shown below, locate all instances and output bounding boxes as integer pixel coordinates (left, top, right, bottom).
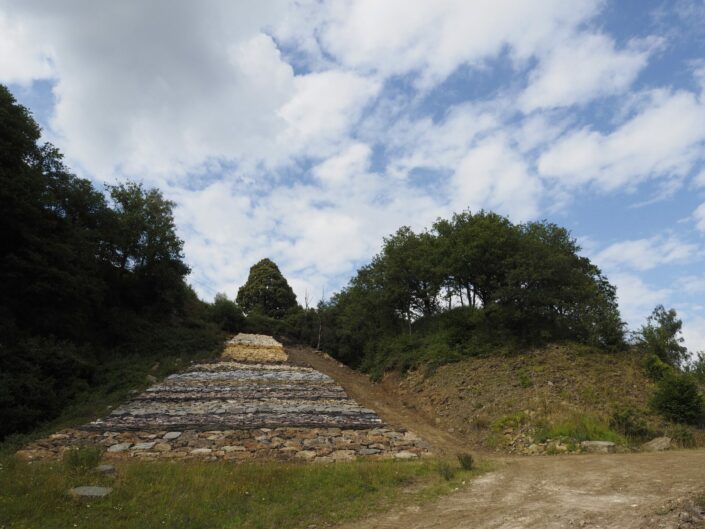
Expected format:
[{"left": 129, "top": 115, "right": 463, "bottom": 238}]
[
  {"left": 63, "top": 446, "right": 103, "bottom": 473},
  {"left": 457, "top": 453, "right": 474, "bottom": 470},
  {"left": 610, "top": 407, "right": 651, "bottom": 441},
  {"left": 534, "top": 413, "right": 623, "bottom": 444},
  {"left": 491, "top": 411, "right": 528, "bottom": 432},
  {"left": 437, "top": 461, "right": 455, "bottom": 481},
  {"left": 517, "top": 370, "right": 533, "bottom": 388},
  {"left": 668, "top": 424, "right": 696, "bottom": 448},
  {"left": 470, "top": 415, "right": 490, "bottom": 430}
]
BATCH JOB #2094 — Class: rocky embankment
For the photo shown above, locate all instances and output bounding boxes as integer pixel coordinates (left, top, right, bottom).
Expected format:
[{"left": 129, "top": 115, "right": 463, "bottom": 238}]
[{"left": 17, "top": 334, "right": 431, "bottom": 462}]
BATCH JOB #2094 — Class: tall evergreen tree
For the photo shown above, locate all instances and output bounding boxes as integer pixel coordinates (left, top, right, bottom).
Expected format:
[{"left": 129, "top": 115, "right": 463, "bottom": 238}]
[{"left": 236, "top": 258, "right": 298, "bottom": 318}]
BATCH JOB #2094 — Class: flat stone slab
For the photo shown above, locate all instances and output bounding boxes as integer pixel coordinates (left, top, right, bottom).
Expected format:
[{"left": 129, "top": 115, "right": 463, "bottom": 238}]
[
  {"left": 580, "top": 441, "right": 616, "bottom": 453},
  {"left": 96, "top": 464, "right": 116, "bottom": 474},
  {"left": 68, "top": 486, "right": 112, "bottom": 498}
]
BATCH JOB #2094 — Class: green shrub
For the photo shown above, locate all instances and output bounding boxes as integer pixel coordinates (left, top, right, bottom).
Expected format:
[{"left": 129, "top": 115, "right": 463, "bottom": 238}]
[
  {"left": 534, "top": 413, "right": 623, "bottom": 444},
  {"left": 610, "top": 407, "right": 651, "bottom": 440},
  {"left": 491, "top": 411, "right": 528, "bottom": 431},
  {"left": 667, "top": 424, "right": 696, "bottom": 448},
  {"left": 437, "top": 461, "right": 455, "bottom": 481},
  {"left": 457, "top": 453, "right": 474, "bottom": 470},
  {"left": 63, "top": 446, "right": 103, "bottom": 472},
  {"left": 651, "top": 373, "right": 705, "bottom": 425},
  {"left": 643, "top": 353, "right": 672, "bottom": 381}
]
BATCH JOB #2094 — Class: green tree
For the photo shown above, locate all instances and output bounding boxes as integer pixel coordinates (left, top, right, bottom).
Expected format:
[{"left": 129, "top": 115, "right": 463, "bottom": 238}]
[
  {"left": 651, "top": 372, "right": 705, "bottom": 425},
  {"left": 105, "top": 182, "right": 189, "bottom": 308},
  {"left": 634, "top": 305, "right": 688, "bottom": 368},
  {"left": 209, "top": 292, "right": 246, "bottom": 332},
  {"left": 236, "top": 258, "right": 298, "bottom": 318}
]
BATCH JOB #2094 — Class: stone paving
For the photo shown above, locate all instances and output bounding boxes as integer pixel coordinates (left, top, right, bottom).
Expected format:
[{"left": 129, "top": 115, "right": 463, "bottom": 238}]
[{"left": 17, "top": 335, "right": 431, "bottom": 462}]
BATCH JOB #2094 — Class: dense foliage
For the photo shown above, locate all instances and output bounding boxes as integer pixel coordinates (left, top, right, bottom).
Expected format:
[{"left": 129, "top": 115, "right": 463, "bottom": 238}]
[
  {"left": 651, "top": 372, "right": 705, "bottom": 425},
  {"left": 0, "top": 85, "right": 222, "bottom": 439},
  {"left": 633, "top": 305, "right": 689, "bottom": 368},
  {"left": 236, "top": 258, "right": 299, "bottom": 318},
  {"left": 300, "top": 211, "right": 626, "bottom": 375}
]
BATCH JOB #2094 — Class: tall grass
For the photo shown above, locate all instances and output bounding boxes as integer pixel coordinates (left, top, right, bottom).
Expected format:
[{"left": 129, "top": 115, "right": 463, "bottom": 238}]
[{"left": 534, "top": 413, "right": 625, "bottom": 444}]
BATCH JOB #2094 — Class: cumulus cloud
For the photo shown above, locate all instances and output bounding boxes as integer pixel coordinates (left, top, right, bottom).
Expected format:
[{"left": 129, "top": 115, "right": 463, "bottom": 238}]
[
  {"left": 519, "top": 34, "right": 655, "bottom": 112},
  {"left": 610, "top": 272, "right": 672, "bottom": 328},
  {"left": 299, "top": 0, "right": 601, "bottom": 87},
  {"left": 593, "top": 235, "right": 699, "bottom": 272},
  {"left": 3, "top": 0, "right": 705, "bottom": 323},
  {"left": 538, "top": 88, "right": 705, "bottom": 190},
  {"left": 451, "top": 135, "right": 542, "bottom": 220},
  {"left": 0, "top": 12, "right": 53, "bottom": 85}
]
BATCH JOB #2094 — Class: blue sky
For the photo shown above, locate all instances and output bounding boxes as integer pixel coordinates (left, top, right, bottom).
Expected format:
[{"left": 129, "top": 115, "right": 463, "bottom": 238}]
[{"left": 2, "top": 0, "right": 705, "bottom": 350}]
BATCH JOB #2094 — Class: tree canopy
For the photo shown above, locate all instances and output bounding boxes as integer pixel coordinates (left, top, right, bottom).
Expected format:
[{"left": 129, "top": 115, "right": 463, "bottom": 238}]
[
  {"left": 310, "top": 210, "right": 626, "bottom": 373},
  {"left": 236, "top": 258, "right": 299, "bottom": 318},
  {"left": 0, "top": 84, "right": 211, "bottom": 438}
]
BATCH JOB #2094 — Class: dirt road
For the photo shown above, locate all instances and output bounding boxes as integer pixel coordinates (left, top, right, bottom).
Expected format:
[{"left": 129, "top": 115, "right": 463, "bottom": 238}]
[{"left": 287, "top": 347, "right": 705, "bottom": 528}]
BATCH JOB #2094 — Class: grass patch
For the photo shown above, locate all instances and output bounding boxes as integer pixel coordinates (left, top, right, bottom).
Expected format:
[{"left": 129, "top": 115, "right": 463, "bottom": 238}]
[
  {"left": 0, "top": 455, "right": 483, "bottom": 529},
  {"left": 534, "top": 413, "right": 625, "bottom": 444},
  {"left": 491, "top": 411, "right": 529, "bottom": 432}
]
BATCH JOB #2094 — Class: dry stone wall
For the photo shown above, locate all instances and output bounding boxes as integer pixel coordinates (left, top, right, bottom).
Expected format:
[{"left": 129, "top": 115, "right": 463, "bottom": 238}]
[{"left": 18, "top": 335, "right": 431, "bottom": 462}]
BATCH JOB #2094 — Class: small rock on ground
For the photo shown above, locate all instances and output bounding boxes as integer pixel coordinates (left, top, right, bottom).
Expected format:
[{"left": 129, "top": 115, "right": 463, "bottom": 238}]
[
  {"left": 68, "top": 486, "right": 112, "bottom": 498},
  {"left": 96, "top": 464, "right": 116, "bottom": 475}
]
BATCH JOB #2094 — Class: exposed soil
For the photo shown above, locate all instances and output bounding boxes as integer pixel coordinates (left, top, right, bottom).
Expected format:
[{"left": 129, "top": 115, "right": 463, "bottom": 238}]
[{"left": 287, "top": 346, "right": 705, "bottom": 529}]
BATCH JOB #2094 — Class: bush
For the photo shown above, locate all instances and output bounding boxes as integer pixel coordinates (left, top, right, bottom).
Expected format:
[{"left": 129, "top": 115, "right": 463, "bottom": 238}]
[
  {"left": 63, "top": 447, "right": 103, "bottom": 472},
  {"left": 667, "top": 424, "right": 696, "bottom": 448},
  {"left": 610, "top": 407, "right": 651, "bottom": 440},
  {"left": 457, "top": 453, "right": 474, "bottom": 470},
  {"left": 534, "top": 413, "right": 623, "bottom": 444},
  {"left": 491, "top": 411, "right": 528, "bottom": 432},
  {"left": 643, "top": 353, "right": 672, "bottom": 381},
  {"left": 437, "top": 461, "right": 455, "bottom": 481},
  {"left": 651, "top": 373, "right": 705, "bottom": 425}
]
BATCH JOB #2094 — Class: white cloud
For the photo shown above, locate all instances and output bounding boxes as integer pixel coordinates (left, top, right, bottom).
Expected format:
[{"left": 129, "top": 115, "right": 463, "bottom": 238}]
[
  {"left": 538, "top": 89, "right": 705, "bottom": 190},
  {"left": 594, "top": 235, "right": 699, "bottom": 272},
  {"left": 610, "top": 272, "right": 671, "bottom": 327},
  {"left": 0, "top": 11, "right": 53, "bottom": 84},
  {"left": 694, "top": 202, "right": 705, "bottom": 231},
  {"left": 305, "top": 0, "right": 601, "bottom": 88},
  {"left": 519, "top": 34, "right": 655, "bottom": 112},
  {"left": 682, "top": 316, "right": 705, "bottom": 353},
  {"left": 451, "top": 135, "right": 542, "bottom": 220}
]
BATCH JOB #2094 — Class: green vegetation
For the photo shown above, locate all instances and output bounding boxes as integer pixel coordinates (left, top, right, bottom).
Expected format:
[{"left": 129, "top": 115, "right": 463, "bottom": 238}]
[
  {"left": 63, "top": 447, "right": 104, "bottom": 473},
  {"left": 299, "top": 211, "right": 625, "bottom": 375},
  {"left": 667, "top": 424, "right": 696, "bottom": 448},
  {"left": 609, "top": 407, "right": 652, "bottom": 441},
  {"left": 651, "top": 373, "right": 705, "bottom": 425},
  {"left": 491, "top": 411, "right": 529, "bottom": 432},
  {"left": 457, "top": 453, "right": 474, "bottom": 470},
  {"left": 634, "top": 305, "right": 689, "bottom": 368},
  {"left": 534, "top": 413, "right": 624, "bottom": 444},
  {"left": 236, "top": 258, "right": 299, "bottom": 318},
  {"left": 0, "top": 456, "right": 481, "bottom": 529},
  {"left": 0, "top": 85, "right": 225, "bottom": 440}
]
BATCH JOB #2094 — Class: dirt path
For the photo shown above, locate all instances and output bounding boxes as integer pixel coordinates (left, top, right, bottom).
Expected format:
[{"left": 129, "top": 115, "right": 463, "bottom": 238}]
[
  {"left": 287, "top": 347, "right": 705, "bottom": 528},
  {"left": 343, "top": 451, "right": 705, "bottom": 529}
]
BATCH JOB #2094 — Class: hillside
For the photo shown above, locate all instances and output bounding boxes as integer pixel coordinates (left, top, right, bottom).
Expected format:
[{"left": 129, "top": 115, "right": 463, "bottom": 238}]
[{"left": 290, "top": 344, "right": 705, "bottom": 455}]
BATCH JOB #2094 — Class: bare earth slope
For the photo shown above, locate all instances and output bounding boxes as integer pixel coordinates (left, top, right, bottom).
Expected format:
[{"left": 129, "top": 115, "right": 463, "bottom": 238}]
[{"left": 288, "top": 346, "right": 705, "bottom": 529}]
